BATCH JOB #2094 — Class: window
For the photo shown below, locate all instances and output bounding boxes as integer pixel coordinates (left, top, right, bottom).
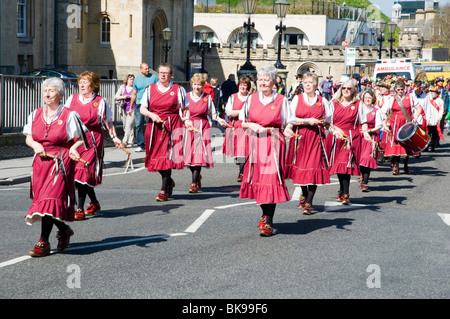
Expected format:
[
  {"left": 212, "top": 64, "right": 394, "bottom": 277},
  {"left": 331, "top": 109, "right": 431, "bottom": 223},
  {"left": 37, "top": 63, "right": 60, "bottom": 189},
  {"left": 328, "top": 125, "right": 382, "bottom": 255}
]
[
  {"left": 100, "top": 16, "right": 111, "bottom": 44},
  {"left": 17, "top": 0, "right": 27, "bottom": 37}
]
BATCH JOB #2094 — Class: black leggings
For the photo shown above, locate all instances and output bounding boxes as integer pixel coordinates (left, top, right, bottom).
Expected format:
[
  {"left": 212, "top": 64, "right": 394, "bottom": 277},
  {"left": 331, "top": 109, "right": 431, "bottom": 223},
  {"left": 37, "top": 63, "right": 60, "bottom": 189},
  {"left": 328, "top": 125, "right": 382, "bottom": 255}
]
[
  {"left": 76, "top": 182, "right": 98, "bottom": 210},
  {"left": 360, "top": 166, "right": 371, "bottom": 185},
  {"left": 261, "top": 203, "right": 276, "bottom": 225},
  {"left": 189, "top": 166, "right": 202, "bottom": 183},
  {"left": 337, "top": 173, "right": 351, "bottom": 194},
  {"left": 40, "top": 216, "right": 68, "bottom": 243},
  {"left": 301, "top": 185, "right": 318, "bottom": 204},
  {"left": 158, "top": 169, "right": 172, "bottom": 191}
]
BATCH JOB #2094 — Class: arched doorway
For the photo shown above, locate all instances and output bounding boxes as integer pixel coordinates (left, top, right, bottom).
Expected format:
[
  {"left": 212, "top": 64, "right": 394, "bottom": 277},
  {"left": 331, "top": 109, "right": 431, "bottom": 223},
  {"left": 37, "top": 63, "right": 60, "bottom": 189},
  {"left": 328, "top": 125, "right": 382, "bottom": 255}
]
[
  {"left": 296, "top": 62, "right": 320, "bottom": 76},
  {"left": 152, "top": 9, "right": 169, "bottom": 69}
]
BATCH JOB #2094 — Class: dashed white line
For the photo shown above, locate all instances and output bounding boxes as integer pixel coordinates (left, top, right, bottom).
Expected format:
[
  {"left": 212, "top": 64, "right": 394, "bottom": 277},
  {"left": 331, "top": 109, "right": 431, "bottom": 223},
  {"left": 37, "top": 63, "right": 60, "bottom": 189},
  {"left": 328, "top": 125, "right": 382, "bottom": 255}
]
[
  {"left": 184, "top": 209, "right": 216, "bottom": 233},
  {"left": 437, "top": 213, "right": 450, "bottom": 226}
]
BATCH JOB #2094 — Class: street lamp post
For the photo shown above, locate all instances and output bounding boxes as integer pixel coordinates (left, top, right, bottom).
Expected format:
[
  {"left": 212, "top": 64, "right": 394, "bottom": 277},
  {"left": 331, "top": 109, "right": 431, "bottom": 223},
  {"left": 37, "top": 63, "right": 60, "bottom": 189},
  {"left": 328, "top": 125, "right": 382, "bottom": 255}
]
[
  {"left": 200, "top": 30, "right": 209, "bottom": 73},
  {"left": 240, "top": 0, "right": 258, "bottom": 71},
  {"left": 162, "top": 28, "right": 173, "bottom": 63},
  {"left": 274, "top": 0, "right": 290, "bottom": 69},
  {"left": 387, "top": 21, "right": 397, "bottom": 59},
  {"left": 375, "top": 20, "right": 386, "bottom": 60}
]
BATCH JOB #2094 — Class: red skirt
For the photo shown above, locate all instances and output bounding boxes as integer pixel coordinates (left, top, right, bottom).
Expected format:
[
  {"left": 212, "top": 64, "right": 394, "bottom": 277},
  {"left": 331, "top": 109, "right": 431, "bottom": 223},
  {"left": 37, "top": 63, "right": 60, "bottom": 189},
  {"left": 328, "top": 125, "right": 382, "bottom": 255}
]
[
  {"left": 145, "top": 115, "right": 185, "bottom": 172},
  {"left": 285, "top": 125, "right": 330, "bottom": 185},
  {"left": 239, "top": 130, "right": 290, "bottom": 204},
  {"left": 26, "top": 147, "right": 75, "bottom": 225},
  {"left": 184, "top": 118, "right": 214, "bottom": 167}
]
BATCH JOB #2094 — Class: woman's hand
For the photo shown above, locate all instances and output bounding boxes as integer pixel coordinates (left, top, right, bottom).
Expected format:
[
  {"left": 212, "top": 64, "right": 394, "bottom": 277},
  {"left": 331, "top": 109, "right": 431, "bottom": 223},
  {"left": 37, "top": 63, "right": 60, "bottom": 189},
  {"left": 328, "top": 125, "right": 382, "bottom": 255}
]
[
  {"left": 284, "top": 124, "right": 296, "bottom": 137},
  {"left": 112, "top": 136, "right": 124, "bottom": 149},
  {"left": 184, "top": 119, "right": 194, "bottom": 131},
  {"left": 69, "top": 148, "right": 81, "bottom": 161},
  {"left": 32, "top": 142, "right": 46, "bottom": 157},
  {"left": 217, "top": 118, "right": 227, "bottom": 127},
  {"left": 246, "top": 122, "right": 265, "bottom": 134}
]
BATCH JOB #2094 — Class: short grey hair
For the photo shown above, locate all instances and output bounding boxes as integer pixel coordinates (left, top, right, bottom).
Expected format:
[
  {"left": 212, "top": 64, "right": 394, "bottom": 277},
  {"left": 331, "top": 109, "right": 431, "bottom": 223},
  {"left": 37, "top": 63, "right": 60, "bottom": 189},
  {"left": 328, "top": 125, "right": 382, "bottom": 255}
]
[
  {"left": 43, "top": 77, "right": 65, "bottom": 97},
  {"left": 257, "top": 65, "right": 278, "bottom": 82}
]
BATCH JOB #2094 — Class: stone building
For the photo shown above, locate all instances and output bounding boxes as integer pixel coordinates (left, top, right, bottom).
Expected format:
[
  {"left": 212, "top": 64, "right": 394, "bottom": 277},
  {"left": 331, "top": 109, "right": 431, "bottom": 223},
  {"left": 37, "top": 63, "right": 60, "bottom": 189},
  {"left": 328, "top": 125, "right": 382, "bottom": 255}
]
[
  {"left": 0, "top": 0, "right": 194, "bottom": 81},
  {"left": 193, "top": 9, "right": 422, "bottom": 89}
]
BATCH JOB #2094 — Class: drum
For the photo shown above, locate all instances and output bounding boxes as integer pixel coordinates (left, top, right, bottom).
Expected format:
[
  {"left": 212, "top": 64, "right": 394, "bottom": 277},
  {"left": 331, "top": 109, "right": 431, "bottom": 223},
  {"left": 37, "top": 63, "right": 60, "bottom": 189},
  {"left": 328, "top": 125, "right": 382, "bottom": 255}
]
[{"left": 396, "top": 122, "right": 430, "bottom": 155}]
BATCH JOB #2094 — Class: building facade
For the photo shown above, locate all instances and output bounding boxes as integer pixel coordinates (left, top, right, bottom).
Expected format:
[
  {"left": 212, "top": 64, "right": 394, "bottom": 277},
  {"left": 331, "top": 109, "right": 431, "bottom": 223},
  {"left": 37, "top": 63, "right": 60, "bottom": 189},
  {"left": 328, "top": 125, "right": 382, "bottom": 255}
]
[
  {"left": 193, "top": 10, "right": 421, "bottom": 88},
  {"left": 1, "top": 0, "right": 194, "bottom": 81}
]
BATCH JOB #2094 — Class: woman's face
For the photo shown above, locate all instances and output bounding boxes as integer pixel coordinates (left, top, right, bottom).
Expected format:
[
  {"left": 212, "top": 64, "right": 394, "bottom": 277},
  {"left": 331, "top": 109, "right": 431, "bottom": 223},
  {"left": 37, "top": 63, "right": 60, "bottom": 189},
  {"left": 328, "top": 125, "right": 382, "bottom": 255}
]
[
  {"left": 341, "top": 83, "right": 353, "bottom": 99},
  {"left": 79, "top": 76, "right": 93, "bottom": 96},
  {"left": 43, "top": 86, "right": 61, "bottom": 106},
  {"left": 238, "top": 82, "right": 249, "bottom": 95},
  {"left": 127, "top": 76, "right": 134, "bottom": 86},
  {"left": 303, "top": 77, "right": 316, "bottom": 94},
  {"left": 363, "top": 93, "right": 373, "bottom": 106},
  {"left": 258, "top": 75, "right": 274, "bottom": 95},
  {"left": 192, "top": 81, "right": 203, "bottom": 93}
]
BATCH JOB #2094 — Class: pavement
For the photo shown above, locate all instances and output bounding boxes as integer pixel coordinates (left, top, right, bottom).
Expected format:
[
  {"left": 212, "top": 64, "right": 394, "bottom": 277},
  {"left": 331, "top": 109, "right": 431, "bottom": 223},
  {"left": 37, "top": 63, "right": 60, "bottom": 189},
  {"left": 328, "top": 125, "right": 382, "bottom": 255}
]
[{"left": 0, "top": 135, "right": 225, "bottom": 186}]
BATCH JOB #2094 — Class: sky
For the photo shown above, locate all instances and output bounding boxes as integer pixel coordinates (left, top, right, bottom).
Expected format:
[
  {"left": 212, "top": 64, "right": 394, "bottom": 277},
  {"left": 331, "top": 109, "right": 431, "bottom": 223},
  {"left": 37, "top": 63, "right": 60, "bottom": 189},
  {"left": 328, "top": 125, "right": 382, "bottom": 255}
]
[{"left": 369, "top": 0, "right": 450, "bottom": 17}]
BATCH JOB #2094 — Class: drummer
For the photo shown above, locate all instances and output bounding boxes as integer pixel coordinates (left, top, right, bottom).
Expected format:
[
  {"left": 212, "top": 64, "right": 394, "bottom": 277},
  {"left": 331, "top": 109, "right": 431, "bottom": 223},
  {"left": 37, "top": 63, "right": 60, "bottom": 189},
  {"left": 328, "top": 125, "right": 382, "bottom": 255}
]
[{"left": 381, "top": 79, "right": 422, "bottom": 175}]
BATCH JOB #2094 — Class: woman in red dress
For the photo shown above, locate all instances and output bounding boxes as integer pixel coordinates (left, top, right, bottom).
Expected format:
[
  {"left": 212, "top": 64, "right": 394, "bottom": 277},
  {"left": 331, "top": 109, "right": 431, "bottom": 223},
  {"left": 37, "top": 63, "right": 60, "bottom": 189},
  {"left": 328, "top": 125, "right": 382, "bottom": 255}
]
[
  {"left": 380, "top": 79, "right": 421, "bottom": 175},
  {"left": 222, "top": 76, "right": 251, "bottom": 182},
  {"left": 284, "top": 72, "right": 331, "bottom": 215},
  {"left": 239, "top": 65, "right": 294, "bottom": 237},
  {"left": 325, "top": 79, "right": 371, "bottom": 205},
  {"left": 24, "top": 77, "right": 86, "bottom": 257},
  {"left": 66, "top": 71, "right": 123, "bottom": 220},
  {"left": 139, "top": 63, "right": 192, "bottom": 201},
  {"left": 184, "top": 73, "right": 227, "bottom": 193},
  {"left": 359, "top": 89, "right": 383, "bottom": 192}
]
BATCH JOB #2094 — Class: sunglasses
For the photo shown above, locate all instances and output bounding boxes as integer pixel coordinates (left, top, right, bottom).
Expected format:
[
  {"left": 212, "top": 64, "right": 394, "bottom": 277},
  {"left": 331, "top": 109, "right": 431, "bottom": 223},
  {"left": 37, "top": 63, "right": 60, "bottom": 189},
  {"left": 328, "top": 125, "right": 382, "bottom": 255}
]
[{"left": 341, "top": 87, "right": 352, "bottom": 91}]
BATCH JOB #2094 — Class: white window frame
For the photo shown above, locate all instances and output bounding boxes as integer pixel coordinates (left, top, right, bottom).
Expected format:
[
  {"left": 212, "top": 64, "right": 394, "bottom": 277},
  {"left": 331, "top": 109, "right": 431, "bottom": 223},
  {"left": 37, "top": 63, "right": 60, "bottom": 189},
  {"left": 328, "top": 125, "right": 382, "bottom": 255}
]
[
  {"left": 17, "top": 0, "right": 27, "bottom": 37},
  {"left": 100, "top": 16, "right": 111, "bottom": 44}
]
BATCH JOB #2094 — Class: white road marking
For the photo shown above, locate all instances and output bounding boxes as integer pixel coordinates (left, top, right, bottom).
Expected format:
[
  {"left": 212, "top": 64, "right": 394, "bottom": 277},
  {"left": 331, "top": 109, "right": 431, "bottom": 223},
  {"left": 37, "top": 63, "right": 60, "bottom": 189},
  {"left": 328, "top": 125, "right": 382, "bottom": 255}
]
[
  {"left": 214, "top": 202, "right": 256, "bottom": 209},
  {"left": 437, "top": 213, "right": 450, "bottom": 226},
  {"left": 103, "top": 166, "right": 145, "bottom": 177},
  {"left": 0, "top": 233, "right": 187, "bottom": 269},
  {"left": 184, "top": 209, "right": 215, "bottom": 233},
  {"left": 291, "top": 187, "right": 301, "bottom": 201}
]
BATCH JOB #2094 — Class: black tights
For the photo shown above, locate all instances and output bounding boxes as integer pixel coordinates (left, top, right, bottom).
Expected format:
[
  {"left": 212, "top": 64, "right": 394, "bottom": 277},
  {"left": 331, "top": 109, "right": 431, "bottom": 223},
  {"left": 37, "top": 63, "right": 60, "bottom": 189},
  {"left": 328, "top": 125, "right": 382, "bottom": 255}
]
[
  {"left": 301, "top": 185, "right": 318, "bottom": 204},
  {"left": 76, "top": 182, "right": 98, "bottom": 210},
  {"left": 158, "top": 169, "right": 172, "bottom": 191},
  {"left": 41, "top": 216, "right": 68, "bottom": 243},
  {"left": 391, "top": 156, "right": 409, "bottom": 167},
  {"left": 337, "top": 173, "right": 351, "bottom": 194},
  {"left": 261, "top": 203, "right": 276, "bottom": 225},
  {"left": 239, "top": 163, "right": 244, "bottom": 175},
  {"left": 189, "top": 166, "right": 202, "bottom": 183},
  {"left": 360, "top": 166, "right": 371, "bottom": 185}
]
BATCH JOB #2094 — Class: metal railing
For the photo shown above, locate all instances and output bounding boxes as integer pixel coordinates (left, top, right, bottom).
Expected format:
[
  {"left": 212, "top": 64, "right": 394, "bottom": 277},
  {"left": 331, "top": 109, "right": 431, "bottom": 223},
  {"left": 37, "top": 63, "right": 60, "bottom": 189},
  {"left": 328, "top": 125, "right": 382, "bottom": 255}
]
[{"left": 0, "top": 75, "right": 122, "bottom": 134}]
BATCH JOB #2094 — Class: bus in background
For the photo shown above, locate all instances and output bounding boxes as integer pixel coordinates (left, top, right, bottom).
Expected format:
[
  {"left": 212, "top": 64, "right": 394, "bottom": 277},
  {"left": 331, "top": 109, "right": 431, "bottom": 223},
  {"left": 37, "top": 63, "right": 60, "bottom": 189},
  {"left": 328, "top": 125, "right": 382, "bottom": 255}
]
[
  {"left": 413, "top": 61, "right": 450, "bottom": 81},
  {"left": 373, "top": 59, "right": 416, "bottom": 82}
]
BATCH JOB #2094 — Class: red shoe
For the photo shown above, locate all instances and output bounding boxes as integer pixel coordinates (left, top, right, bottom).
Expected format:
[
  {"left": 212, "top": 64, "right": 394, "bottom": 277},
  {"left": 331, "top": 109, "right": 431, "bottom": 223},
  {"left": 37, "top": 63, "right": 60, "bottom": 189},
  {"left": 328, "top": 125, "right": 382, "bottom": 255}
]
[
  {"left": 56, "top": 227, "right": 74, "bottom": 251},
  {"left": 336, "top": 191, "right": 343, "bottom": 202},
  {"left": 155, "top": 191, "right": 168, "bottom": 202},
  {"left": 260, "top": 224, "right": 273, "bottom": 237},
  {"left": 189, "top": 182, "right": 200, "bottom": 193},
  {"left": 298, "top": 195, "right": 306, "bottom": 209},
  {"left": 85, "top": 202, "right": 100, "bottom": 216},
  {"left": 167, "top": 179, "right": 175, "bottom": 198},
  {"left": 302, "top": 203, "right": 312, "bottom": 215},
  {"left": 258, "top": 215, "right": 267, "bottom": 229},
  {"left": 341, "top": 194, "right": 350, "bottom": 205},
  {"left": 360, "top": 183, "right": 369, "bottom": 192},
  {"left": 237, "top": 174, "right": 243, "bottom": 182},
  {"left": 74, "top": 208, "right": 85, "bottom": 220},
  {"left": 28, "top": 240, "right": 51, "bottom": 257}
]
